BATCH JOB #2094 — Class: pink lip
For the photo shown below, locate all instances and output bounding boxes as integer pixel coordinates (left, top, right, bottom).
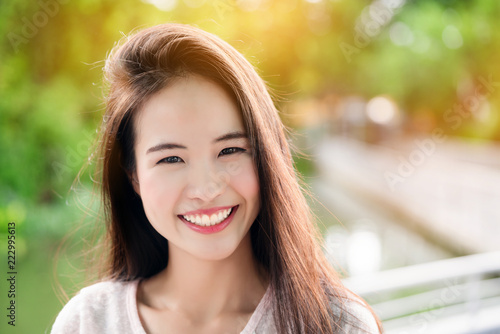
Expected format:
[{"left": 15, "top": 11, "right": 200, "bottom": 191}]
[
  {"left": 179, "top": 205, "right": 234, "bottom": 216},
  {"left": 178, "top": 205, "right": 239, "bottom": 235}
]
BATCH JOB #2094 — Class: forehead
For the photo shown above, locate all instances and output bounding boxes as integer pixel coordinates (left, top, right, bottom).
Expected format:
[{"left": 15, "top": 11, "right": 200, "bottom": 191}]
[{"left": 134, "top": 75, "right": 245, "bottom": 148}]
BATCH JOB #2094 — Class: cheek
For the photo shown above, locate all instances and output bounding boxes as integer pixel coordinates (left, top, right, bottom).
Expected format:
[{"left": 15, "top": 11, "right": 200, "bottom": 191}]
[
  {"left": 139, "top": 172, "right": 181, "bottom": 221},
  {"left": 229, "top": 159, "right": 260, "bottom": 203}
]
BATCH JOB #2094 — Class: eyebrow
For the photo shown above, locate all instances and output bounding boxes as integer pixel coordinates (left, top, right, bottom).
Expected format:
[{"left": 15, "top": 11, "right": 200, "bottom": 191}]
[{"left": 146, "top": 131, "right": 248, "bottom": 154}]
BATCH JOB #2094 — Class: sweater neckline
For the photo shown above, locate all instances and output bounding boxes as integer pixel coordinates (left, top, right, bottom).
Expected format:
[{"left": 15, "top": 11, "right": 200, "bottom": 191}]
[{"left": 126, "top": 279, "right": 272, "bottom": 334}]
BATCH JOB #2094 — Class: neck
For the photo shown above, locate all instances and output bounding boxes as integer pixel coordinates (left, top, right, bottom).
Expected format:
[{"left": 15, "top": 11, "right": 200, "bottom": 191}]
[{"left": 141, "top": 232, "right": 269, "bottom": 322}]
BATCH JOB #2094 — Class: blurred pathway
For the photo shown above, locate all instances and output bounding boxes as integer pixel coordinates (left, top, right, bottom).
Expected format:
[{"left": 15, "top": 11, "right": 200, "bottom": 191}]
[{"left": 313, "top": 136, "right": 500, "bottom": 255}]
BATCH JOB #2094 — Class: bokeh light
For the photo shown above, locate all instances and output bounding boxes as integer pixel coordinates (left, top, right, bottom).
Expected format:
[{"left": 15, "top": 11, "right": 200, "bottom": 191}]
[{"left": 366, "top": 96, "right": 398, "bottom": 125}]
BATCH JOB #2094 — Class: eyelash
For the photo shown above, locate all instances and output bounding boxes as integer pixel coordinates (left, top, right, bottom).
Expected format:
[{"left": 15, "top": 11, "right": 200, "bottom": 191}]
[{"left": 156, "top": 147, "right": 246, "bottom": 165}]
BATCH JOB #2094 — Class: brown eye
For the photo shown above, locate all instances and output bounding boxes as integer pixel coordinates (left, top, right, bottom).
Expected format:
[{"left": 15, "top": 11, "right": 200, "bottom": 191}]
[
  {"left": 219, "top": 147, "right": 246, "bottom": 156},
  {"left": 157, "top": 156, "right": 184, "bottom": 164}
]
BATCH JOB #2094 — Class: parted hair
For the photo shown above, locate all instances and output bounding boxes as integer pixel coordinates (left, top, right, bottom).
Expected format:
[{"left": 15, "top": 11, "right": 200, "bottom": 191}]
[{"left": 97, "top": 23, "right": 382, "bottom": 333}]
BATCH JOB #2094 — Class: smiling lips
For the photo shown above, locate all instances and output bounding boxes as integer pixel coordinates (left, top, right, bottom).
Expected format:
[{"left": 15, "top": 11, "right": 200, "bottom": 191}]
[{"left": 179, "top": 205, "right": 237, "bottom": 227}]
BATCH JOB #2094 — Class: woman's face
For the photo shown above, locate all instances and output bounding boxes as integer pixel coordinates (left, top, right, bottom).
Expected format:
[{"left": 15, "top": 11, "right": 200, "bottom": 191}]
[{"left": 132, "top": 75, "right": 260, "bottom": 261}]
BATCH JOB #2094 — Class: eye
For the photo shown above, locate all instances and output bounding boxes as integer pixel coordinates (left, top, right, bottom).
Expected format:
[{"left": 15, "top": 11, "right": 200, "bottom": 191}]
[
  {"left": 157, "top": 156, "right": 184, "bottom": 164},
  {"left": 219, "top": 147, "right": 246, "bottom": 156}
]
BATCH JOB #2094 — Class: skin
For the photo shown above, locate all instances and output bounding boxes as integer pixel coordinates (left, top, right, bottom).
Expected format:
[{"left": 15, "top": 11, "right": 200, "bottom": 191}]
[{"left": 131, "top": 75, "right": 269, "bottom": 334}]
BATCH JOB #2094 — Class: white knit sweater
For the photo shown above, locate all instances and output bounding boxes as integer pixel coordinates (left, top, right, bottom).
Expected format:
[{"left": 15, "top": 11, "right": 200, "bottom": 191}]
[{"left": 51, "top": 280, "right": 379, "bottom": 333}]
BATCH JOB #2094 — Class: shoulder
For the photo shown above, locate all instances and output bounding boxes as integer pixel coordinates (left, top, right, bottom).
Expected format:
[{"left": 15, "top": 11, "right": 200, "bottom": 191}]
[
  {"left": 51, "top": 279, "right": 141, "bottom": 334},
  {"left": 342, "top": 298, "right": 380, "bottom": 333},
  {"left": 329, "top": 292, "right": 381, "bottom": 334},
  {"left": 259, "top": 284, "right": 380, "bottom": 334}
]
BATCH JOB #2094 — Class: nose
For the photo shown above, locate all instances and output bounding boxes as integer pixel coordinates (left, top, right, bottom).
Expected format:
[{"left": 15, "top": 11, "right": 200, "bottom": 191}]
[{"left": 185, "top": 161, "right": 229, "bottom": 202}]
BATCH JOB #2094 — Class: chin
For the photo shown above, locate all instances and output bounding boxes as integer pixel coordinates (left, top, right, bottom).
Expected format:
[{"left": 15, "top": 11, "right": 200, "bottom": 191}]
[
  {"left": 191, "top": 234, "right": 249, "bottom": 262},
  {"left": 194, "top": 244, "right": 239, "bottom": 262}
]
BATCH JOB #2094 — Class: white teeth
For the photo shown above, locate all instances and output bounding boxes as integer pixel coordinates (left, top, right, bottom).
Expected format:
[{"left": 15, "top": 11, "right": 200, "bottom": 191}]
[
  {"left": 182, "top": 207, "right": 233, "bottom": 226},
  {"left": 202, "top": 215, "right": 210, "bottom": 225},
  {"left": 210, "top": 214, "right": 218, "bottom": 226}
]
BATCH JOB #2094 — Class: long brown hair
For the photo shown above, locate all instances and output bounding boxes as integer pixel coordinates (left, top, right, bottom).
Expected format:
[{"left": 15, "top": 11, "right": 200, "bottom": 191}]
[{"left": 96, "top": 23, "right": 381, "bottom": 333}]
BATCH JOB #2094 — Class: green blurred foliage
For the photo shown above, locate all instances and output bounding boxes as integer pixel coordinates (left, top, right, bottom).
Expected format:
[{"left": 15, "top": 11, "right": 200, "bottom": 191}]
[
  {"left": 0, "top": 0, "right": 499, "bottom": 331},
  {"left": 1, "top": 0, "right": 500, "bottom": 209}
]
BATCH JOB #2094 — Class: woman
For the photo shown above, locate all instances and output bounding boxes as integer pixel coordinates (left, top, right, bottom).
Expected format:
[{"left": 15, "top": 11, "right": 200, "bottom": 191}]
[{"left": 52, "top": 23, "right": 382, "bottom": 333}]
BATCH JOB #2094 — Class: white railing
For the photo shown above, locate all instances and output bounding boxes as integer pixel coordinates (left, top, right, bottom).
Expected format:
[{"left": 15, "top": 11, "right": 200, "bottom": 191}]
[{"left": 343, "top": 251, "right": 500, "bottom": 334}]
